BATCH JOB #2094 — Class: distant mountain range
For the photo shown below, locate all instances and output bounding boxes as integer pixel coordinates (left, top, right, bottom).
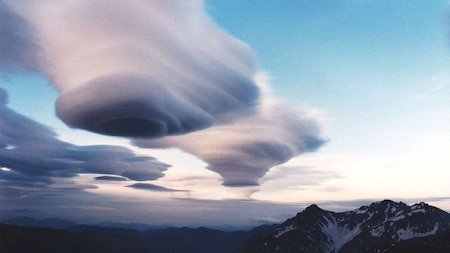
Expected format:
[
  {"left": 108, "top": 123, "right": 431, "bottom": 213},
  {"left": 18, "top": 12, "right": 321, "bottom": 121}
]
[
  {"left": 0, "top": 218, "right": 275, "bottom": 253},
  {"left": 2, "top": 216, "right": 77, "bottom": 229},
  {"left": 1, "top": 200, "right": 449, "bottom": 253}
]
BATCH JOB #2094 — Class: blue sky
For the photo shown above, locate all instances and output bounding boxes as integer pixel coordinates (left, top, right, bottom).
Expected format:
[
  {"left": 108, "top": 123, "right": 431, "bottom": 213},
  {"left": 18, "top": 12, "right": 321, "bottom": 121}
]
[
  {"left": 208, "top": 0, "right": 450, "bottom": 153},
  {"left": 0, "top": 0, "right": 449, "bottom": 228}
]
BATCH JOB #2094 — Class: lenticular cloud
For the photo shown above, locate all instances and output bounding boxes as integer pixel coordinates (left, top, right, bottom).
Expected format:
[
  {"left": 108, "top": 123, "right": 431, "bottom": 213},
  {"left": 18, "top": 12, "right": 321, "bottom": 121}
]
[
  {"left": 134, "top": 97, "right": 328, "bottom": 187},
  {"left": 0, "top": 1, "right": 39, "bottom": 72},
  {"left": 1, "top": 1, "right": 329, "bottom": 188},
  {"left": 5, "top": 0, "right": 259, "bottom": 137},
  {"left": 0, "top": 88, "right": 169, "bottom": 185}
]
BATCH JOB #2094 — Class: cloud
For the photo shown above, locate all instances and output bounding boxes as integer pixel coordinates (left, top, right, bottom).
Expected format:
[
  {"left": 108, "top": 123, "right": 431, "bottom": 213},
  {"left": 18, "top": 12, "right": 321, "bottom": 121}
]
[
  {"left": 4, "top": 0, "right": 259, "bottom": 137},
  {"left": 260, "top": 162, "right": 342, "bottom": 189},
  {"left": 0, "top": 1, "right": 40, "bottom": 72},
  {"left": 12, "top": 209, "right": 39, "bottom": 214},
  {"left": 0, "top": 88, "right": 7, "bottom": 104},
  {"left": 134, "top": 97, "right": 328, "bottom": 187},
  {"left": 0, "top": 88, "right": 169, "bottom": 189},
  {"left": 1, "top": 1, "right": 328, "bottom": 189},
  {"left": 127, "top": 183, "right": 186, "bottom": 192},
  {"left": 95, "top": 176, "right": 128, "bottom": 182}
]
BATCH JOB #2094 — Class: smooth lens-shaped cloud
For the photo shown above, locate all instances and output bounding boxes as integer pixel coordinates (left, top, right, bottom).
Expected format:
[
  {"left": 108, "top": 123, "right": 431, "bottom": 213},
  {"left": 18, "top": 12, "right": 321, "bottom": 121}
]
[
  {"left": 135, "top": 99, "right": 328, "bottom": 187},
  {"left": 5, "top": 0, "right": 259, "bottom": 137},
  {"left": 56, "top": 73, "right": 213, "bottom": 137}
]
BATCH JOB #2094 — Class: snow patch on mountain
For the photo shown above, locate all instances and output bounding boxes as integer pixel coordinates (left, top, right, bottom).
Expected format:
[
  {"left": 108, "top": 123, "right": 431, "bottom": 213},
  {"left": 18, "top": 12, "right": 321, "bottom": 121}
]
[
  {"left": 389, "top": 214, "right": 405, "bottom": 222},
  {"left": 397, "top": 223, "right": 439, "bottom": 240},
  {"left": 355, "top": 206, "right": 368, "bottom": 214},
  {"left": 274, "top": 224, "right": 296, "bottom": 238},
  {"left": 371, "top": 225, "right": 385, "bottom": 237},
  {"left": 320, "top": 216, "right": 362, "bottom": 252},
  {"left": 238, "top": 200, "right": 450, "bottom": 253}
]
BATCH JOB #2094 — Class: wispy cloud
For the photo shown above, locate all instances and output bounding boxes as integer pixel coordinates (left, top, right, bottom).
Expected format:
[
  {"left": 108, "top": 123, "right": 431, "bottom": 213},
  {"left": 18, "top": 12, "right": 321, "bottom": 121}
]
[
  {"left": 415, "top": 74, "right": 450, "bottom": 101},
  {"left": 127, "top": 183, "right": 187, "bottom": 192}
]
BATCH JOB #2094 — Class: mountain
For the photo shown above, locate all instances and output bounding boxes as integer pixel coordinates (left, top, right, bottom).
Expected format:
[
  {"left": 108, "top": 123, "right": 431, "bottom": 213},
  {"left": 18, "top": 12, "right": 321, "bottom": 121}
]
[
  {"left": 2, "top": 217, "right": 167, "bottom": 231},
  {"left": 366, "top": 231, "right": 450, "bottom": 253},
  {"left": 2, "top": 200, "right": 449, "bottom": 253},
  {"left": 90, "top": 221, "right": 168, "bottom": 231},
  {"left": 2, "top": 217, "right": 77, "bottom": 229},
  {"left": 0, "top": 223, "right": 104, "bottom": 253},
  {"left": 0, "top": 222, "right": 275, "bottom": 253},
  {"left": 238, "top": 200, "right": 450, "bottom": 253}
]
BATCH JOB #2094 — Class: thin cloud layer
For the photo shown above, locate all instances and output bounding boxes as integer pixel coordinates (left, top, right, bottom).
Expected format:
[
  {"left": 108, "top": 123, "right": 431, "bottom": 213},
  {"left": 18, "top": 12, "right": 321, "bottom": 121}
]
[
  {"left": 3, "top": 0, "right": 259, "bottom": 137},
  {"left": 135, "top": 98, "right": 327, "bottom": 187},
  {"left": 127, "top": 183, "right": 186, "bottom": 192},
  {"left": 0, "top": 88, "right": 169, "bottom": 188},
  {"left": 95, "top": 176, "right": 128, "bottom": 182}
]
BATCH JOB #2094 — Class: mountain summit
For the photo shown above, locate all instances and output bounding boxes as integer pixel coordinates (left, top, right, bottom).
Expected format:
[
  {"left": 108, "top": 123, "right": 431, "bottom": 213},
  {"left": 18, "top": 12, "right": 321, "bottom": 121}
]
[{"left": 238, "top": 200, "right": 450, "bottom": 253}]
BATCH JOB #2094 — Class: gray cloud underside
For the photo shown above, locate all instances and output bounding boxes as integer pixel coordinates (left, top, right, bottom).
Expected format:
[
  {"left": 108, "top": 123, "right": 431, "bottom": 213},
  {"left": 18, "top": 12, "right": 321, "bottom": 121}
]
[
  {"left": 95, "top": 176, "right": 128, "bottom": 182},
  {"left": 0, "top": 88, "right": 169, "bottom": 189},
  {"left": 127, "top": 183, "right": 186, "bottom": 192},
  {"left": 3, "top": 0, "right": 259, "bottom": 138}
]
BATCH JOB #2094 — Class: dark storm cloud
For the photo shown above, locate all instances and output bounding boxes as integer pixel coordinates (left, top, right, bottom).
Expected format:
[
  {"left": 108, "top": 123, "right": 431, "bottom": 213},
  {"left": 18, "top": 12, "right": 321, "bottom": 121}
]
[
  {"left": 0, "top": 88, "right": 169, "bottom": 188},
  {"left": 127, "top": 183, "right": 186, "bottom": 192},
  {"left": 0, "top": 1, "right": 39, "bottom": 72},
  {"left": 4, "top": 0, "right": 259, "bottom": 138}
]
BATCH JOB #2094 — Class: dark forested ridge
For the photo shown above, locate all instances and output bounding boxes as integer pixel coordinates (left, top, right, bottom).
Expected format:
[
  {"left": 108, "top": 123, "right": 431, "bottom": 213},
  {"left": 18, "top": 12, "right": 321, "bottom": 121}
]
[{"left": 0, "top": 222, "right": 275, "bottom": 253}]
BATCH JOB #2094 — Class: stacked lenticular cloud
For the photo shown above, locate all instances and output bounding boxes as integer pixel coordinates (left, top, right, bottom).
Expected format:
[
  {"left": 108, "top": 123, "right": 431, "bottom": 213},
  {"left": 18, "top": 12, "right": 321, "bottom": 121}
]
[
  {"left": 6, "top": 0, "right": 259, "bottom": 137},
  {"left": 1, "top": 0, "right": 327, "bottom": 187}
]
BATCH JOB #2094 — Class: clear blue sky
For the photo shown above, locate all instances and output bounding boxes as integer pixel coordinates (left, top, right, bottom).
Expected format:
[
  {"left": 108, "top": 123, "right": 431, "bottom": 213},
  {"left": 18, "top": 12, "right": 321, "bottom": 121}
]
[{"left": 0, "top": 0, "right": 449, "bottom": 227}]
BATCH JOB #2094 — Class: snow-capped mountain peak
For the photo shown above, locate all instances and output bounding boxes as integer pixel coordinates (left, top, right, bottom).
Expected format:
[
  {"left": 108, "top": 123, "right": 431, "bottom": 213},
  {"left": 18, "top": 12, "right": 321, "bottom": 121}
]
[{"left": 238, "top": 200, "right": 450, "bottom": 253}]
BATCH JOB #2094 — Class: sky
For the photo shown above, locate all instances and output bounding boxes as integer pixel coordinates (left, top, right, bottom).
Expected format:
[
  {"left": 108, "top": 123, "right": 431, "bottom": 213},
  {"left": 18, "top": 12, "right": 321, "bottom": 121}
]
[{"left": 0, "top": 0, "right": 449, "bottom": 229}]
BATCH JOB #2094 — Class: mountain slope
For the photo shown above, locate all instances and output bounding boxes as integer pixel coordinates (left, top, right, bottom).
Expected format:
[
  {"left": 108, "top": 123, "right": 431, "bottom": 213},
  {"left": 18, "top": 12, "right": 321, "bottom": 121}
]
[
  {"left": 238, "top": 200, "right": 450, "bottom": 253},
  {"left": 0, "top": 222, "right": 274, "bottom": 253},
  {"left": 368, "top": 231, "right": 450, "bottom": 253},
  {"left": 0, "top": 224, "right": 106, "bottom": 253}
]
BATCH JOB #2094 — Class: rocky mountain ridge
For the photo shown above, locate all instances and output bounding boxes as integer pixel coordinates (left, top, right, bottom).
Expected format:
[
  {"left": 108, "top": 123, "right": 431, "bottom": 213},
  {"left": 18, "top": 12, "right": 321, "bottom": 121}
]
[{"left": 239, "top": 200, "right": 450, "bottom": 253}]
